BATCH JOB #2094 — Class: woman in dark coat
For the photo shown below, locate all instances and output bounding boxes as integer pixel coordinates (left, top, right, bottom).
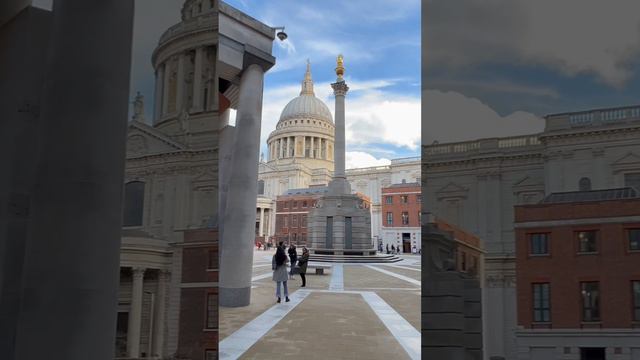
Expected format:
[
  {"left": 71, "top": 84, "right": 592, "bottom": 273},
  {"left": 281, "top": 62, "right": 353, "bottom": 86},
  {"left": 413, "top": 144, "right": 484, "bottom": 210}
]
[
  {"left": 297, "top": 247, "right": 309, "bottom": 287},
  {"left": 288, "top": 244, "right": 298, "bottom": 279},
  {"left": 272, "top": 245, "right": 289, "bottom": 303}
]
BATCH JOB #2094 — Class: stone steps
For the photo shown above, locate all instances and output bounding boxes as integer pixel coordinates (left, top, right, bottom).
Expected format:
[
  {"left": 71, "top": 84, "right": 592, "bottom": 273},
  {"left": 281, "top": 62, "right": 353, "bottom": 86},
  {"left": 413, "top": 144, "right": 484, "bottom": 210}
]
[{"left": 308, "top": 253, "right": 403, "bottom": 263}]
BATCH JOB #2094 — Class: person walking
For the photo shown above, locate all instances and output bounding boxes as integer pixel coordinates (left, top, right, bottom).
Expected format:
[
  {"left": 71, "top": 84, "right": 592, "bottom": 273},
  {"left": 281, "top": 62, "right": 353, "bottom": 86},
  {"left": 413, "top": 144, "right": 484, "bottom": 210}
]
[
  {"left": 297, "top": 247, "right": 309, "bottom": 287},
  {"left": 272, "top": 245, "right": 289, "bottom": 303},
  {"left": 391, "top": 244, "right": 395, "bottom": 254},
  {"left": 288, "top": 244, "right": 298, "bottom": 279},
  {"left": 386, "top": 243, "right": 389, "bottom": 254}
]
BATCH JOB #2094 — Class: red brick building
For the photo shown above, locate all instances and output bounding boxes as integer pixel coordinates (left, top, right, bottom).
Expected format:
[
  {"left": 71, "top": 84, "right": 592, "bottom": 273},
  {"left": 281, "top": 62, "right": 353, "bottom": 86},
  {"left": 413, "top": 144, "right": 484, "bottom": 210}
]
[
  {"left": 274, "top": 186, "right": 371, "bottom": 246},
  {"left": 424, "top": 213, "right": 484, "bottom": 277},
  {"left": 514, "top": 188, "right": 640, "bottom": 360},
  {"left": 381, "top": 182, "right": 422, "bottom": 253},
  {"left": 175, "top": 228, "right": 218, "bottom": 360}
]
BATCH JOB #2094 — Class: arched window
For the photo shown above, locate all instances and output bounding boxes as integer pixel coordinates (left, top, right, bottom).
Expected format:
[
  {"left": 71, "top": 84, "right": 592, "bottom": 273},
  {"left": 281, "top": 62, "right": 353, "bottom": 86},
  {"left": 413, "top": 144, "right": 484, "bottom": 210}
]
[
  {"left": 123, "top": 181, "right": 145, "bottom": 226},
  {"left": 579, "top": 177, "right": 592, "bottom": 191},
  {"left": 257, "top": 180, "right": 265, "bottom": 195}
]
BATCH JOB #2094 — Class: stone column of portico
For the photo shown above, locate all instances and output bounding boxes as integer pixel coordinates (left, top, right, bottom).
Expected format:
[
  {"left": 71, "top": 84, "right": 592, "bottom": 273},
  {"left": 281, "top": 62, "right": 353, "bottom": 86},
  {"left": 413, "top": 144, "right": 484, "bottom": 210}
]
[
  {"left": 310, "top": 136, "right": 314, "bottom": 158},
  {"left": 192, "top": 47, "right": 204, "bottom": 112},
  {"left": 154, "top": 64, "right": 165, "bottom": 123},
  {"left": 218, "top": 108, "right": 233, "bottom": 239},
  {"left": 259, "top": 207, "right": 265, "bottom": 237},
  {"left": 162, "top": 60, "right": 171, "bottom": 116},
  {"left": 220, "top": 63, "right": 265, "bottom": 307},
  {"left": 176, "top": 53, "right": 185, "bottom": 112},
  {"left": 152, "top": 269, "right": 169, "bottom": 358},
  {"left": 11, "top": 1, "right": 134, "bottom": 359},
  {"left": 127, "top": 267, "right": 146, "bottom": 358}
]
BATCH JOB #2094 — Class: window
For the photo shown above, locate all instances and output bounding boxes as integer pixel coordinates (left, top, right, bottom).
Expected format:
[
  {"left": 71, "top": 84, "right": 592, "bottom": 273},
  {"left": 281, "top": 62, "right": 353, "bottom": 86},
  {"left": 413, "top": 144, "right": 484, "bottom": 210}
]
[
  {"left": 416, "top": 195, "right": 422, "bottom": 203},
  {"left": 579, "top": 177, "right": 592, "bottom": 191},
  {"left": 284, "top": 201, "right": 289, "bottom": 209},
  {"left": 633, "top": 281, "right": 640, "bottom": 321},
  {"left": 206, "top": 293, "right": 216, "bottom": 328},
  {"left": 293, "top": 201, "right": 297, "bottom": 209},
  {"left": 529, "top": 233, "right": 549, "bottom": 255},
  {"left": 284, "top": 216, "right": 288, "bottom": 228},
  {"left": 418, "top": 212, "right": 422, "bottom": 224},
  {"left": 532, "top": 283, "right": 550, "bottom": 322},
  {"left": 385, "top": 196, "right": 393, "bottom": 204},
  {"left": 577, "top": 230, "right": 597, "bottom": 253},
  {"left": 400, "top": 195, "right": 408, "bottom": 204},
  {"left": 386, "top": 212, "right": 393, "bottom": 226},
  {"left": 208, "top": 250, "right": 216, "bottom": 269},
  {"left": 301, "top": 215, "right": 307, "bottom": 228},
  {"left": 302, "top": 201, "right": 307, "bottom": 208},
  {"left": 625, "top": 173, "right": 640, "bottom": 191},
  {"left": 581, "top": 282, "right": 600, "bottom": 322},
  {"left": 257, "top": 180, "right": 265, "bottom": 195},
  {"left": 461, "top": 252, "right": 466, "bottom": 271},
  {"left": 292, "top": 215, "right": 298, "bottom": 227},
  {"left": 123, "top": 181, "right": 145, "bottom": 227},
  {"left": 401, "top": 212, "right": 409, "bottom": 225},
  {"left": 629, "top": 229, "right": 640, "bottom": 251}
]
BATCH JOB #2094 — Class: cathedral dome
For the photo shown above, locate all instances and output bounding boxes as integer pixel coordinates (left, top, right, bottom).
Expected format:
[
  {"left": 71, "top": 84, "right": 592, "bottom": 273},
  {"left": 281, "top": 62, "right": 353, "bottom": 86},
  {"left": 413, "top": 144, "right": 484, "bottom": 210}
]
[{"left": 278, "top": 61, "right": 333, "bottom": 124}]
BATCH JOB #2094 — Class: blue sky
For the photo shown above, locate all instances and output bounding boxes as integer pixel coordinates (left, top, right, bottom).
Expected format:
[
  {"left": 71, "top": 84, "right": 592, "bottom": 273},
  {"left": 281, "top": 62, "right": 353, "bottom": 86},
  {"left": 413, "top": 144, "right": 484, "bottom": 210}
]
[
  {"left": 226, "top": 0, "right": 421, "bottom": 168},
  {"left": 423, "top": 0, "right": 640, "bottom": 144}
]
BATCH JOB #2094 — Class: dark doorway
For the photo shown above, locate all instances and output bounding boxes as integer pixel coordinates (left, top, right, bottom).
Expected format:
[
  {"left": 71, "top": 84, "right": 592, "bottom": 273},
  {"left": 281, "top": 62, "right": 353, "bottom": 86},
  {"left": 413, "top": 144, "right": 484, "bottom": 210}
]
[
  {"left": 581, "top": 348, "right": 606, "bottom": 360},
  {"left": 402, "top": 233, "right": 411, "bottom": 253}
]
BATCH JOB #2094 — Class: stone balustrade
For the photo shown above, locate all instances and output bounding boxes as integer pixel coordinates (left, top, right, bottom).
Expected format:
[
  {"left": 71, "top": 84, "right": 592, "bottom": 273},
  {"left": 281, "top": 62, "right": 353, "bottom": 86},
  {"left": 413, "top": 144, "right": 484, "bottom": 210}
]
[{"left": 423, "top": 134, "right": 542, "bottom": 157}]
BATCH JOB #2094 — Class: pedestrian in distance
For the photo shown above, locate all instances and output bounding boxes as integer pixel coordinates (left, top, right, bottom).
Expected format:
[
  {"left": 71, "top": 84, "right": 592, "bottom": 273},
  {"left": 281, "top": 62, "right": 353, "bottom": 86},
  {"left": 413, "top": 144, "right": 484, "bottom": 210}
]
[
  {"left": 391, "top": 244, "right": 395, "bottom": 254},
  {"left": 288, "top": 243, "right": 298, "bottom": 279},
  {"left": 386, "top": 243, "right": 389, "bottom": 254},
  {"left": 298, "top": 247, "right": 309, "bottom": 287},
  {"left": 272, "top": 245, "right": 289, "bottom": 303}
]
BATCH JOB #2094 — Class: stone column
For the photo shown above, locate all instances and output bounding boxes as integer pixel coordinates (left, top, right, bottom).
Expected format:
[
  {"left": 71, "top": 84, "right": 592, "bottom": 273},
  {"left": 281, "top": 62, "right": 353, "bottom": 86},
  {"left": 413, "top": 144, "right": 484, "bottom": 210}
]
[
  {"left": 11, "top": 1, "right": 134, "bottom": 359},
  {"left": 192, "top": 47, "right": 204, "bottom": 112},
  {"left": 220, "top": 64, "right": 264, "bottom": 307},
  {"left": 285, "top": 137, "right": 290, "bottom": 158},
  {"left": 162, "top": 60, "right": 171, "bottom": 116},
  {"left": 153, "top": 270, "right": 169, "bottom": 357},
  {"left": 259, "top": 207, "right": 265, "bottom": 237},
  {"left": 310, "top": 136, "right": 315, "bottom": 158},
  {"left": 154, "top": 64, "right": 165, "bottom": 123},
  {"left": 176, "top": 53, "right": 185, "bottom": 112},
  {"left": 330, "top": 75, "right": 350, "bottom": 194},
  {"left": 127, "top": 267, "right": 146, "bottom": 357}
]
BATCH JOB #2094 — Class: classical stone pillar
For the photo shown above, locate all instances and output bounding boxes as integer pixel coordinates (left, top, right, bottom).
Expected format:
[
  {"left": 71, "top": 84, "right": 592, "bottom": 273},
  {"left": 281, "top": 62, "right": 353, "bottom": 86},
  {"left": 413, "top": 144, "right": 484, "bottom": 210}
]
[
  {"left": 152, "top": 270, "right": 169, "bottom": 357},
  {"left": 310, "top": 136, "right": 314, "bottom": 158},
  {"left": 162, "top": 60, "right": 171, "bottom": 116},
  {"left": 176, "top": 53, "right": 185, "bottom": 112},
  {"left": 220, "top": 64, "right": 264, "bottom": 307},
  {"left": 259, "top": 207, "right": 265, "bottom": 237},
  {"left": 192, "top": 47, "right": 204, "bottom": 111},
  {"left": 218, "top": 109, "right": 233, "bottom": 239},
  {"left": 285, "top": 137, "right": 290, "bottom": 158},
  {"left": 127, "top": 267, "right": 145, "bottom": 358},
  {"left": 154, "top": 64, "right": 165, "bottom": 123},
  {"left": 329, "top": 57, "right": 351, "bottom": 195},
  {"left": 12, "top": 1, "right": 134, "bottom": 359}
]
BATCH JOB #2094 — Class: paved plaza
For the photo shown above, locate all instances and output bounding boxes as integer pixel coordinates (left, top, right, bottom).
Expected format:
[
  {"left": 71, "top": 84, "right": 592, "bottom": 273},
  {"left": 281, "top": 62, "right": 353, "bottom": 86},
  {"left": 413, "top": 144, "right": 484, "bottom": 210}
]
[{"left": 220, "top": 250, "right": 421, "bottom": 359}]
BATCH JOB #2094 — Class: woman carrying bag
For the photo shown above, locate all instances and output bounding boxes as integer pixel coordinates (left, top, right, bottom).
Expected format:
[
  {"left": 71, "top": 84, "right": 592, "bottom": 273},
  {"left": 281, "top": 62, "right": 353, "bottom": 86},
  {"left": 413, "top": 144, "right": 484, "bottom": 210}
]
[{"left": 272, "top": 244, "right": 290, "bottom": 303}]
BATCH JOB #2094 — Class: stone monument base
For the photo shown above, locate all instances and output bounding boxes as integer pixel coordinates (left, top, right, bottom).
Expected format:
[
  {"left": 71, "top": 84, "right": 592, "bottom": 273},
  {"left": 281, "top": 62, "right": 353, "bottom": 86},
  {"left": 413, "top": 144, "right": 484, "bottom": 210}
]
[{"left": 307, "top": 190, "right": 373, "bottom": 256}]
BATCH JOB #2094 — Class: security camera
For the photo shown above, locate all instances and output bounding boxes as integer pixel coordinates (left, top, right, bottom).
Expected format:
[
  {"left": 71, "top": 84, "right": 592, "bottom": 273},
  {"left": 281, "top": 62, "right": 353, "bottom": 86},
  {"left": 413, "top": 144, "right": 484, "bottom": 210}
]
[{"left": 277, "top": 31, "right": 288, "bottom": 41}]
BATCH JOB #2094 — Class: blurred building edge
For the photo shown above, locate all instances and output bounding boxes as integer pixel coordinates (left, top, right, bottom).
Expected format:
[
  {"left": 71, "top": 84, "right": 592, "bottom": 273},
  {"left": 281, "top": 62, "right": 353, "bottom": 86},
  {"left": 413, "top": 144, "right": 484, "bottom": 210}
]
[
  {"left": 422, "top": 212, "right": 485, "bottom": 360},
  {"left": 514, "top": 188, "right": 640, "bottom": 360},
  {"left": 1, "top": 1, "right": 135, "bottom": 360}
]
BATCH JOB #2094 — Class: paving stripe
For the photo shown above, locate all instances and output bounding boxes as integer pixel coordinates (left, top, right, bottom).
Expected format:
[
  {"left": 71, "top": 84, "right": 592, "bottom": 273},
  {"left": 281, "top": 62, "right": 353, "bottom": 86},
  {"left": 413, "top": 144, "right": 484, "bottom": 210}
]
[
  {"left": 219, "top": 289, "right": 312, "bottom": 360},
  {"left": 380, "top": 263, "right": 421, "bottom": 272},
  {"left": 252, "top": 263, "right": 271, "bottom": 268},
  {"left": 329, "top": 263, "right": 344, "bottom": 291},
  {"left": 251, "top": 272, "right": 272, "bottom": 282},
  {"left": 361, "top": 291, "right": 421, "bottom": 360},
  {"left": 364, "top": 264, "right": 421, "bottom": 286}
]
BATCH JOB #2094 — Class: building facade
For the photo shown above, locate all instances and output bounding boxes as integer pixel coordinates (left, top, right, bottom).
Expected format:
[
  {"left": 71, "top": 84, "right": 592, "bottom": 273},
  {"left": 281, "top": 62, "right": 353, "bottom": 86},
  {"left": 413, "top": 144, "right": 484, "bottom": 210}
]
[
  {"left": 514, "top": 188, "right": 640, "bottom": 360},
  {"left": 422, "top": 104, "right": 640, "bottom": 359},
  {"left": 381, "top": 182, "right": 422, "bottom": 253}
]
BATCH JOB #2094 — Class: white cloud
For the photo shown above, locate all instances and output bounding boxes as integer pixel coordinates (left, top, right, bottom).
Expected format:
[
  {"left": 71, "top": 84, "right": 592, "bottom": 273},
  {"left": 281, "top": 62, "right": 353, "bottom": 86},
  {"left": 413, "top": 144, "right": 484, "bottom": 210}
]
[
  {"left": 427, "top": 0, "right": 640, "bottom": 88},
  {"left": 346, "top": 152, "right": 391, "bottom": 169},
  {"left": 256, "top": 77, "right": 420, "bottom": 157},
  {"left": 422, "top": 90, "right": 545, "bottom": 144}
]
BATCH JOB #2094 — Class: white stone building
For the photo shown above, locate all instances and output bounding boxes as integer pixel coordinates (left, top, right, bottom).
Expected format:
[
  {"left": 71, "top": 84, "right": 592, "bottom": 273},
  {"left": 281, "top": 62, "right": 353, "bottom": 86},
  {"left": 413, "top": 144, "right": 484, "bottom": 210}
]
[
  {"left": 422, "top": 104, "right": 640, "bottom": 360},
  {"left": 256, "top": 64, "right": 420, "bottom": 246}
]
